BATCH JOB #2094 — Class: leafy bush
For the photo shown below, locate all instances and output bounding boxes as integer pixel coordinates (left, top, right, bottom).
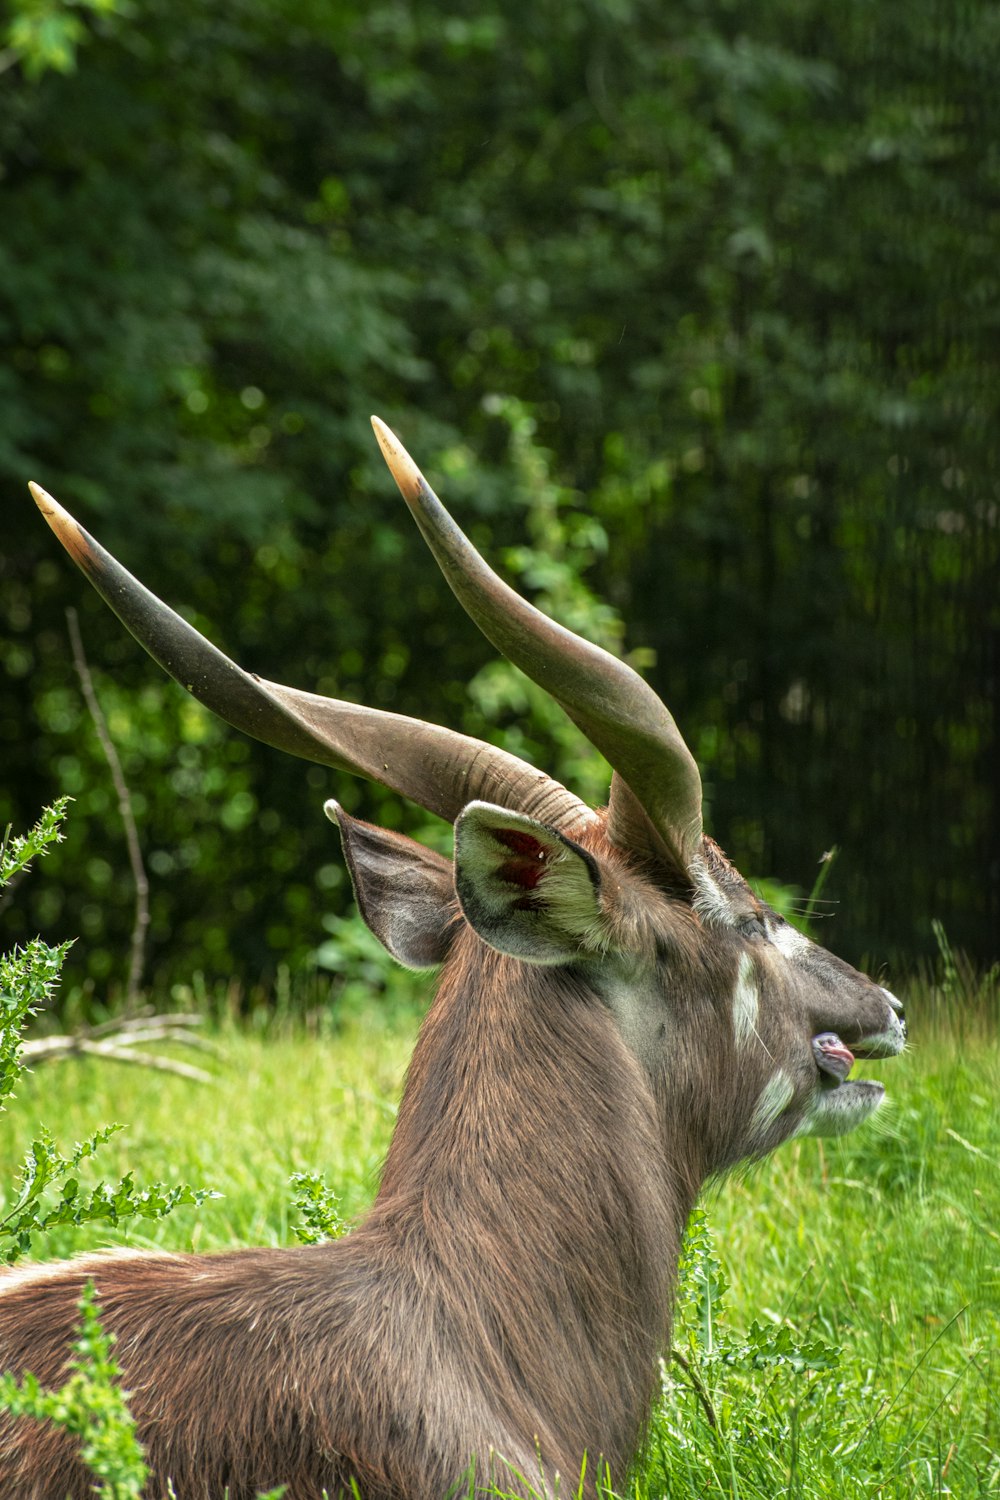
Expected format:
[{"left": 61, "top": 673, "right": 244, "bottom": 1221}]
[
  {"left": 0, "top": 1282, "right": 291, "bottom": 1499},
  {"left": 0, "top": 801, "right": 216, "bottom": 1263},
  {"left": 5, "top": 0, "right": 996, "bottom": 993},
  {"left": 0, "top": 1282, "right": 148, "bottom": 1498},
  {"left": 0, "top": 802, "right": 221, "bottom": 1493},
  {"left": 645, "top": 1209, "right": 844, "bottom": 1495},
  {"left": 289, "top": 1169, "right": 348, "bottom": 1244}
]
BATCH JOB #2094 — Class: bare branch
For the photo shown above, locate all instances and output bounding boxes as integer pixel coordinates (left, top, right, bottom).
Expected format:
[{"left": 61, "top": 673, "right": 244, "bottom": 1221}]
[
  {"left": 22, "top": 1035, "right": 214, "bottom": 1083},
  {"left": 21, "top": 1014, "right": 215, "bottom": 1083},
  {"left": 66, "top": 606, "right": 150, "bottom": 1007}
]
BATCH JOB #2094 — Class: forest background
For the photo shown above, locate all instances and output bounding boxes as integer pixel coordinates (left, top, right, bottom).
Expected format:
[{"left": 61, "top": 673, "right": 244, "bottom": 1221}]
[{"left": 1, "top": 0, "right": 997, "bottom": 1010}]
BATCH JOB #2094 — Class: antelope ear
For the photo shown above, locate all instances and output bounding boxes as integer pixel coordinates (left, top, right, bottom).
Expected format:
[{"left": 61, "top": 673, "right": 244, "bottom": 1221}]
[
  {"left": 324, "top": 802, "right": 456, "bottom": 968},
  {"left": 454, "top": 801, "right": 605, "bottom": 964}
]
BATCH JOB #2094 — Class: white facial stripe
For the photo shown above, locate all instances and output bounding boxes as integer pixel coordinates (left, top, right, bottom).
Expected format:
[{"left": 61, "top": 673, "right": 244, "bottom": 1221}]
[
  {"left": 767, "top": 920, "right": 810, "bottom": 958},
  {"left": 880, "top": 985, "right": 904, "bottom": 1015},
  {"left": 751, "top": 1069, "right": 794, "bottom": 1136},
  {"left": 690, "top": 857, "right": 736, "bottom": 930},
  {"left": 731, "top": 952, "right": 760, "bottom": 1050}
]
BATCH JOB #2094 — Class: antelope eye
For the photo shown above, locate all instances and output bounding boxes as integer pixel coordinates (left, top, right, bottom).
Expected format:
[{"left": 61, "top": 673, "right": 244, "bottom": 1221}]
[{"left": 739, "top": 915, "right": 767, "bottom": 941}]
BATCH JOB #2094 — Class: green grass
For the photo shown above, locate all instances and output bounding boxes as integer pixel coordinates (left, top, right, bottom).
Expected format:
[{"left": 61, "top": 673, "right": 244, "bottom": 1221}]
[
  {"left": 1, "top": 983, "right": 997, "bottom": 1498},
  {"left": 651, "top": 1020, "right": 1000, "bottom": 1498}
]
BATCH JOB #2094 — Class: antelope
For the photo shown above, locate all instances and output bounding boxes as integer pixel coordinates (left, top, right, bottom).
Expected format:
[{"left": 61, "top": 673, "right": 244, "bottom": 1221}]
[{"left": 2, "top": 418, "right": 906, "bottom": 1500}]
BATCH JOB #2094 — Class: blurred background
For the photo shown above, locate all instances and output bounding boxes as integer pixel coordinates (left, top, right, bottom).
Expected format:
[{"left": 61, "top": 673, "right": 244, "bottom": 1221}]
[{"left": 1, "top": 0, "right": 996, "bottom": 1012}]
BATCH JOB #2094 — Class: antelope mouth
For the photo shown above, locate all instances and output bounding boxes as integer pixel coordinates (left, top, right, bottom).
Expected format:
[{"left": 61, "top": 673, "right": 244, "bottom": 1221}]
[
  {"left": 812, "top": 1011, "right": 907, "bottom": 1083},
  {"left": 852, "top": 1035, "right": 905, "bottom": 1060},
  {"left": 801, "top": 1023, "right": 903, "bottom": 1138},
  {"left": 812, "top": 1032, "right": 854, "bottom": 1083}
]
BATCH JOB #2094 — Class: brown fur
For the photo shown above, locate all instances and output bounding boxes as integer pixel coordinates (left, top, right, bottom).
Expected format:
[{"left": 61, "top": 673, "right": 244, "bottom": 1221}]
[{"left": 0, "top": 821, "right": 899, "bottom": 1498}]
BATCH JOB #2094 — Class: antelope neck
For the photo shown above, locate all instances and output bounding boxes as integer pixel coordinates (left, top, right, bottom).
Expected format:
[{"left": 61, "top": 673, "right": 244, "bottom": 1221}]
[{"left": 370, "top": 939, "right": 692, "bottom": 1481}]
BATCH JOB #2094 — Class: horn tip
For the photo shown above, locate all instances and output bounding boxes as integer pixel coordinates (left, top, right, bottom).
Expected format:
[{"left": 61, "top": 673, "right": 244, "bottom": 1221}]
[
  {"left": 370, "top": 415, "right": 425, "bottom": 504},
  {"left": 29, "top": 481, "right": 92, "bottom": 567},
  {"left": 29, "top": 479, "right": 56, "bottom": 512}
]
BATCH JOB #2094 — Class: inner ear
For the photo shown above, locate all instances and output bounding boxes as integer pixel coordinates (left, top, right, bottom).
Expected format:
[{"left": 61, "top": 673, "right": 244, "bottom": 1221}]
[
  {"left": 454, "top": 802, "right": 606, "bottom": 965},
  {"left": 325, "top": 801, "right": 456, "bottom": 969}
]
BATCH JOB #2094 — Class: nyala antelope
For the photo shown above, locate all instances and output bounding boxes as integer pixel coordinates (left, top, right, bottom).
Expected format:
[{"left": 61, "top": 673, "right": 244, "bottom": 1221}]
[{"left": 2, "top": 418, "right": 906, "bottom": 1499}]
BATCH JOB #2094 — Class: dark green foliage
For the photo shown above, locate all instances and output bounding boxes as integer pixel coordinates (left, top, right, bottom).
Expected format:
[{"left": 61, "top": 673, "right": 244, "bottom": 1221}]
[
  {"left": 1, "top": 0, "right": 996, "bottom": 1003},
  {"left": 2, "top": 0, "right": 130, "bottom": 80}
]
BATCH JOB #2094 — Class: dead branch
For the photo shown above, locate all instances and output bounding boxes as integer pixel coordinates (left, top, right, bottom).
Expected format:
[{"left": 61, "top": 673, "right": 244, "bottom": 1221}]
[
  {"left": 21, "top": 1012, "right": 216, "bottom": 1083},
  {"left": 67, "top": 606, "right": 150, "bottom": 1008}
]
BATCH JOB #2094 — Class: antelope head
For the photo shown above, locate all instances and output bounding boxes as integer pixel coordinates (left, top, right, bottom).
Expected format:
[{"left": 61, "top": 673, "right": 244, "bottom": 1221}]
[{"left": 30, "top": 420, "right": 905, "bottom": 1179}]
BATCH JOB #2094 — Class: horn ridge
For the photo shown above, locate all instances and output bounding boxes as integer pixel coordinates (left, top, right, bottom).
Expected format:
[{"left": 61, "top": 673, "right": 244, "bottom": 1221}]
[
  {"left": 30, "top": 482, "right": 594, "bottom": 835},
  {"left": 370, "top": 418, "right": 703, "bottom": 868}
]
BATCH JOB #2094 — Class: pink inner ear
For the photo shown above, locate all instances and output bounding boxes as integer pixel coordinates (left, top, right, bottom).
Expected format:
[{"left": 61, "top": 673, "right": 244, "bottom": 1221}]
[
  {"left": 498, "top": 858, "right": 547, "bottom": 890},
  {"left": 493, "top": 829, "right": 548, "bottom": 859},
  {"left": 492, "top": 828, "right": 550, "bottom": 892}
]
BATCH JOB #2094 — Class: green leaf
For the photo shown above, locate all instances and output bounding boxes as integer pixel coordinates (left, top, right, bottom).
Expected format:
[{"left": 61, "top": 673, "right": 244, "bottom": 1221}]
[
  {"left": 0, "top": 1283, "right": 149, "bottom": 1497},
  {"left": 289, "top": 1170, "right": 348, "bottom": 1244}
]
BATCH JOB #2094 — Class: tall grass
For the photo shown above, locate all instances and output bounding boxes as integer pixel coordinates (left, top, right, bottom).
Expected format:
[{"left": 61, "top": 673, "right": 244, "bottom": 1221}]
[{"left": 1, "top": 967, "right": 996, "bottom": 1498}]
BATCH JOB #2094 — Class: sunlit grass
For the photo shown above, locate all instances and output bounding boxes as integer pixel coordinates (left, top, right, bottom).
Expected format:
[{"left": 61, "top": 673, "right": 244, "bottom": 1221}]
[{"left": 649, "top": 1028, "right": 1000, "bottom": 1498}]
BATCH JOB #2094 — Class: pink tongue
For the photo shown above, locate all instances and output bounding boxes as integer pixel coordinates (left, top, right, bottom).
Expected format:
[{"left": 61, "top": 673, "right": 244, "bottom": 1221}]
[
  {"left": 813, "top": 1033, "right": 855, "bottom": 1079},
  {"left": 825, "top": 1040, "right": 854, "bottom": 1069}
]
